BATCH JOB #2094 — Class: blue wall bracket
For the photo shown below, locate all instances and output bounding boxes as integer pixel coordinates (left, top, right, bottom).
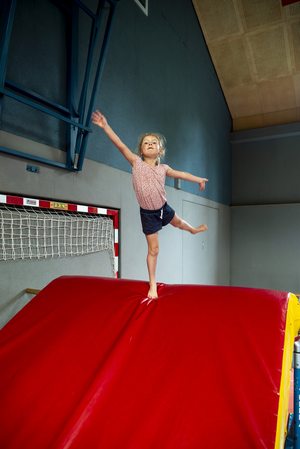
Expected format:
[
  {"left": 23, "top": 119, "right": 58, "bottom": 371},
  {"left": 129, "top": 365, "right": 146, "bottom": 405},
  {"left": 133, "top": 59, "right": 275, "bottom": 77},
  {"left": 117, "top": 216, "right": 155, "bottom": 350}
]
[{"left": 0, "top": 0, "right": 119, "bottom": 171}]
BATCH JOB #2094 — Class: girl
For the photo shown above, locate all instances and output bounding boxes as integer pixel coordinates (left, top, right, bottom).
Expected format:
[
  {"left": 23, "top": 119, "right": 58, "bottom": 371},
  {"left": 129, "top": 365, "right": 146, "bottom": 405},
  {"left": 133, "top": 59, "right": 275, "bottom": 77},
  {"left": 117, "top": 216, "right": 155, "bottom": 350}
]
[{"left": 91, "top": 110, "right": 208, "bottom": 299}]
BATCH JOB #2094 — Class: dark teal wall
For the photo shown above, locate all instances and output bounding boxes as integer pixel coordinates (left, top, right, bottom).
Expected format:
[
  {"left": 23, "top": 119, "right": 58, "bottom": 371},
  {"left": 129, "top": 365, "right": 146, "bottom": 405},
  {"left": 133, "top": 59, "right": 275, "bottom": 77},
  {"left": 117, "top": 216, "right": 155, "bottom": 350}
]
[
  {"left": 1, "top": 0, "right": 232, "bottom": 205},
  {"left": 2, "top": 0, "right": 67, "bottom": 147},
  {"left": 89, "top": 0, "right": 232, "bottom": 204}
]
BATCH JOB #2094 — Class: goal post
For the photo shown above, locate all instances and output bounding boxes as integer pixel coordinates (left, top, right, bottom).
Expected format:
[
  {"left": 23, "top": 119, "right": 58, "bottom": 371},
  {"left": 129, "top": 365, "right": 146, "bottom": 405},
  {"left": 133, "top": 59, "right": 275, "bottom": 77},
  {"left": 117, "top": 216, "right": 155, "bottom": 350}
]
[{"left": 0, "top": 193, "right": 120, "bottom": 278}]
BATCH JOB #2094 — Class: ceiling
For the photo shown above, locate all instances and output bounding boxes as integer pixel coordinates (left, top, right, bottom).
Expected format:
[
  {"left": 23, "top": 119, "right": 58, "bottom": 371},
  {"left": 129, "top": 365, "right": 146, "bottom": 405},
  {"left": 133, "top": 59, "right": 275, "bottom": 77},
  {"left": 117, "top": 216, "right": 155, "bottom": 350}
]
[{"left": 192, "top": 0, "right": 300, "bottom": 131}]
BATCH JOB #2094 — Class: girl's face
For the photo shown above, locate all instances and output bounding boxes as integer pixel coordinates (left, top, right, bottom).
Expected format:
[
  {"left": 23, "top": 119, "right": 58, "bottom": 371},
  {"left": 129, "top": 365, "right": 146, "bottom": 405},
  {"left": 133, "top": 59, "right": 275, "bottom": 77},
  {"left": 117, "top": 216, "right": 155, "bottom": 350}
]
[{"left": 141, "top": 135, "right": 160, "bottom": 159}]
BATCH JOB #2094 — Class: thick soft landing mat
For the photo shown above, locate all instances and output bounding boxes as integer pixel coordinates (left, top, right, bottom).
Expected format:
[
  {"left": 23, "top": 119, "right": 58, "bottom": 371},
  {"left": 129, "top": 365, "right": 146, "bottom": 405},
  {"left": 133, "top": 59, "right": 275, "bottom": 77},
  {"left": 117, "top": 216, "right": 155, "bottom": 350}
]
[{"left": 0, "top": 276, "right": 299, "bottom": 449}]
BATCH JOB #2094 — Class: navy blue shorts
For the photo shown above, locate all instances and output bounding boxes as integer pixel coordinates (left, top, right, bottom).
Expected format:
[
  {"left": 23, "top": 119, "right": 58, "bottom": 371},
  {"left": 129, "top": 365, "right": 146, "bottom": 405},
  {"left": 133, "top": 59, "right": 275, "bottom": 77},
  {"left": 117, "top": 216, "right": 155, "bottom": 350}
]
[{"left": 140, "top": 202, "right": 175, "bottom": 235}]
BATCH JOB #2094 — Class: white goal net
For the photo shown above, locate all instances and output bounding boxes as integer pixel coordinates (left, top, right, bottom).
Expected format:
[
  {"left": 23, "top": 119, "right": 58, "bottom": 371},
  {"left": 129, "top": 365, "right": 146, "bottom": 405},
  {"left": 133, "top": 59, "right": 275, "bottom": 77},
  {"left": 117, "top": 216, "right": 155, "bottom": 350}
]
[{"left": 0, "top": 205, "right": 115, "bottom": 275}]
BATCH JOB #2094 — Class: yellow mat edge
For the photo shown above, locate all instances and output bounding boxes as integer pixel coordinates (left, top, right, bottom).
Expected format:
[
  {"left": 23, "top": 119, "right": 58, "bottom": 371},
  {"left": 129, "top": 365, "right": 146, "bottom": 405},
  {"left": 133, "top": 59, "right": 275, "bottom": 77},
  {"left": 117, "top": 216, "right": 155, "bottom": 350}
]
[{"left": 275, "top": 293, "right": 300, "bottom": 449}]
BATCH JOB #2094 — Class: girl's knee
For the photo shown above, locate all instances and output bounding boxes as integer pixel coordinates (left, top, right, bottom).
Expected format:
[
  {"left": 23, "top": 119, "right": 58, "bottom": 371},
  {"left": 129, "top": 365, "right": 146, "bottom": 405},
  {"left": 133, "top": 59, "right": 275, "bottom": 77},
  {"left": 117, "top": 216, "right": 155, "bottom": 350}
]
[
  {"left": 146, "top": 233, "right": 159, "bottom": 257},
  {"left": 148, "top": 245, "right": 159, "bottom": 257}
]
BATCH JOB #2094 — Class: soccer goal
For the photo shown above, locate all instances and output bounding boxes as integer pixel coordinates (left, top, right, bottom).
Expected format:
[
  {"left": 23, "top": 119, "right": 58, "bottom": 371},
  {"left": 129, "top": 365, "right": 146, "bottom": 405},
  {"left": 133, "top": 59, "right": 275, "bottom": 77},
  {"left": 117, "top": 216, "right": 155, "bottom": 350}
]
[{"left": 0, "top": 193, "right": 119, "bottom": 277}]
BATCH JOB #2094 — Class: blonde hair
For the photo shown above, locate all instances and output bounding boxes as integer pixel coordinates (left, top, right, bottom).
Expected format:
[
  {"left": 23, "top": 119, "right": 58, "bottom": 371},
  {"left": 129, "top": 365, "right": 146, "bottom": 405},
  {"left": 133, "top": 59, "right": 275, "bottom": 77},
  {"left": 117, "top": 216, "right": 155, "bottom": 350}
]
[{"left": 137, "top": 133, "right": 166, "bottom": 164}]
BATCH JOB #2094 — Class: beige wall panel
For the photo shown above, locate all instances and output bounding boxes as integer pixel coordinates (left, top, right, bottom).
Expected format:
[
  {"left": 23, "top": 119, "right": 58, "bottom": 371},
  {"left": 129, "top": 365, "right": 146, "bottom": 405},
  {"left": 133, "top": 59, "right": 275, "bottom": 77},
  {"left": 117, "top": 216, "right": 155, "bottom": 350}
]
[
  {"left": 247, "top": 26, "right": 290, "bottom": 80},
  {"left": 226, "top": 84, "right": 261, "bottom": 117},
  {"left": 290, "top": 20, "right": 300, "bottom": 71},
  {"left": 286, "top": 3, "right": 300, "bottom": 18},
  {"left": 193, "top": 0, "right": 300, "bottom": 130},
  {"left": 262, "top": 108, "right": 299, "bottom": 127},
  {"left": 293, "top": 74, "right": 300, "bottom": 106},
  {"left": 234, "top": 110, "right": 298, "bottom": 130},
  {"left": 192, "top": 0, "right": 241, "bottom": 41},
  {"left": 258, "top": 76, "right": 296, "bottom": 113},
  {"left": 240, "top": 0, "right": 282, "bottom": 30},
  {"left": 210, "top": 38, "right": 253, "bottom": 88},
  {"left": 233, "top": 114, "right": 264, "bottom": 131}
]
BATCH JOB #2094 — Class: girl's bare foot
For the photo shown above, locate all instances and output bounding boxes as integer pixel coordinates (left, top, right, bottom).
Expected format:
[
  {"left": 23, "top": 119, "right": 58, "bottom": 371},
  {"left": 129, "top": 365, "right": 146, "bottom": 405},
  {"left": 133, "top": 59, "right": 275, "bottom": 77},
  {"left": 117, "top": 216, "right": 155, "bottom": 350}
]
[
  {"left": 148, "top": 283, "right": 158, "bottom": 299},
  {"left": 191, "top": 224, "right": 208, "bottom": 235}
]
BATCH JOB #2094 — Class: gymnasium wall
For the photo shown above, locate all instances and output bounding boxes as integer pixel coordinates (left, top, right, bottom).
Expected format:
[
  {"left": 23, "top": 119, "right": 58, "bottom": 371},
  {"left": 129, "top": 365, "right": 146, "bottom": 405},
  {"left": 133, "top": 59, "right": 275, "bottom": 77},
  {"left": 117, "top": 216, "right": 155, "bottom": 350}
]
[
  {"left": 231, "top": 123, "right": 300, "bottom": 293},
  {"left": 0, "top": 0, "right": 231, "bottom": 325},
  {"left": 1, "top": 0, "right": 232, "bottom": 205},
  {"left": 88, "top": 0, "right": 232, "bottom": 205}
]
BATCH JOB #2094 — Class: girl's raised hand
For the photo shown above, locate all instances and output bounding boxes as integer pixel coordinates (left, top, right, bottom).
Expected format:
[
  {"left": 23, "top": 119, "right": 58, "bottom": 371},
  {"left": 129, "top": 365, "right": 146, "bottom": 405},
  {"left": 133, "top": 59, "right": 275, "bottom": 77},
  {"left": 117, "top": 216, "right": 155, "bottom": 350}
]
[
  {"left": 199, "top": 178, "right": 208, "bottom": 191},
  {"left": 91, "top": 110, "right": 108, "bottom": 128}
]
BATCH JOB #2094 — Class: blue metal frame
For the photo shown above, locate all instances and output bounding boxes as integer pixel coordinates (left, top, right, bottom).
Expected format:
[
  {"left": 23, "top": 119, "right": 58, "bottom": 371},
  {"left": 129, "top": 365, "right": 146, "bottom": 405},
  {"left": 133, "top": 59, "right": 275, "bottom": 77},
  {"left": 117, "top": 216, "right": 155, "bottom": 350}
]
[{"left": 0, "top": 0, "right": 119, "bottom": 171}]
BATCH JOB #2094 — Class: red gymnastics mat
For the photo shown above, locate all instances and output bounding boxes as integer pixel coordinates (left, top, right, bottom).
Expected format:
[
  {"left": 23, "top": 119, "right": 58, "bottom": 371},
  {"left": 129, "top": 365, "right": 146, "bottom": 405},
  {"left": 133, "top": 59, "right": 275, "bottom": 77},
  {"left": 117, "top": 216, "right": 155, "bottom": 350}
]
[{"left": 0, "top": 276, "right": 296, "bottom": 449}]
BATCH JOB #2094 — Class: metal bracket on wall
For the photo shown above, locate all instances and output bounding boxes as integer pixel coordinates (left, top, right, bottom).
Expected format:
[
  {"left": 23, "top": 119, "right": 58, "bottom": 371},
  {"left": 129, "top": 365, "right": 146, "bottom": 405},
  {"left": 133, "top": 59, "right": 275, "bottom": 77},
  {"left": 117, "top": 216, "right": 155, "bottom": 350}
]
[{"left": 0, "top": 0, "right": 119, "bottom": 171}]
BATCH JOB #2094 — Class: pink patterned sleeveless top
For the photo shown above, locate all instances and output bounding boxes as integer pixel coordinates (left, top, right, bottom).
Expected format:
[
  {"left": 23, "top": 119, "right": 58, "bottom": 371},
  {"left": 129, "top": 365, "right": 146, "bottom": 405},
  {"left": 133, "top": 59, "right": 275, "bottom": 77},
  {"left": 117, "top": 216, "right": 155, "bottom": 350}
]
[{"left": 132, "top": 157, "right": 170, "bottom": 210}]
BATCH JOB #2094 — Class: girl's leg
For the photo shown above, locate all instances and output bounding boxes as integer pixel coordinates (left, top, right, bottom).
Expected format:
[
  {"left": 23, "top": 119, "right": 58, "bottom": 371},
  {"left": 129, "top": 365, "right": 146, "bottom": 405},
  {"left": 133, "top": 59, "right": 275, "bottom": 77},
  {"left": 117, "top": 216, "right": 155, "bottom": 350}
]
[
  {"left": 145, "top": 232, "right": 159, "bottom": 298},
  {"left": 170, "top": 213, "right": 208, "bottom": 234}
]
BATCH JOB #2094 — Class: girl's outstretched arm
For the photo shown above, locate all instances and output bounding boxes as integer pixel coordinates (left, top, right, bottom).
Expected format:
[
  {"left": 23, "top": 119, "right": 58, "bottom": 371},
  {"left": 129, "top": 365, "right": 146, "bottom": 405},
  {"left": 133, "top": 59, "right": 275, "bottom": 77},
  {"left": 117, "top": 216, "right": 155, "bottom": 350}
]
[
  {"left": 166, "top": 168, "right": 208, "bottom": 191},
  {"left": 91, "top": 110, "right": 137, "bottom": 166}
]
